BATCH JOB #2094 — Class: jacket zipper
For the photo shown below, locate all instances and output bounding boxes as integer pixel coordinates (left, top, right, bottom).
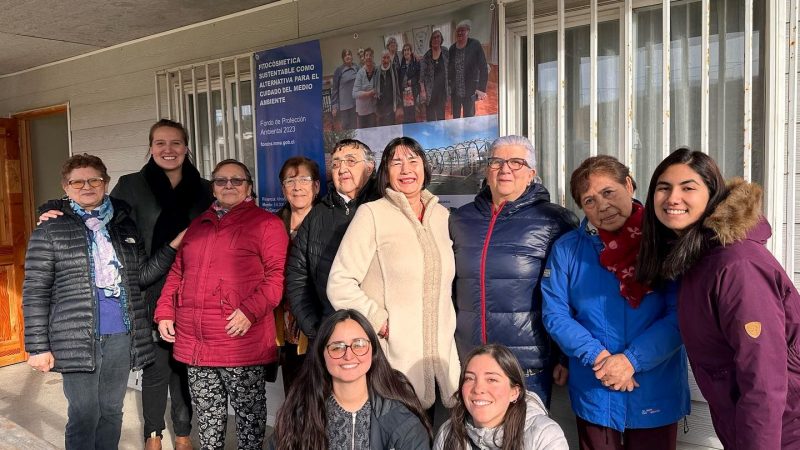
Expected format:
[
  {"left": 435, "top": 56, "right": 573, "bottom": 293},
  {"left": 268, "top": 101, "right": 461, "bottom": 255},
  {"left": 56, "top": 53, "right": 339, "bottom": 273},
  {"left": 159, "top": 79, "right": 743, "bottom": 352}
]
[
  {"left": 351, "top": 411, "right": 356, "bottom": 450},
  {"left": 479, "top": 201, "right": 505, "bottom": 344}
]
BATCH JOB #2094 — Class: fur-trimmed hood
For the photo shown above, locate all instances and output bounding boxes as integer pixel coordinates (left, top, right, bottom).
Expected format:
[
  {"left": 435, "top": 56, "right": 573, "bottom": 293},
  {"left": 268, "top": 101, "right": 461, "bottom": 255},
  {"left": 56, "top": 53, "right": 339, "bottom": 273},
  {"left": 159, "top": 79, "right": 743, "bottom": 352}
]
[{"left": 704, "top": 178, "right": 765, "bottom": 246}]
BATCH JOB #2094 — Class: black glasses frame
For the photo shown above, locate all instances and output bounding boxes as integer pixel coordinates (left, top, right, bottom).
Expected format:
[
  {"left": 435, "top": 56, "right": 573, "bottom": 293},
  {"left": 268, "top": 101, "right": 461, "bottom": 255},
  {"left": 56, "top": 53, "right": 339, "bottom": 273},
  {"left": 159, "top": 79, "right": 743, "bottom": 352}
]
[{"left": 326, "top": 338, "right": 371, "bottom": 359}]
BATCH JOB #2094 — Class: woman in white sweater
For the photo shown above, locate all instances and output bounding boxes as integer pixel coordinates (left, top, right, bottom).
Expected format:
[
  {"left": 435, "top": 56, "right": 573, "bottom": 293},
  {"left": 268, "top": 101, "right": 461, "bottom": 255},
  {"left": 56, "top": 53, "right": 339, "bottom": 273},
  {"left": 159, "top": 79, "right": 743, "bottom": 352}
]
[
  {"left": 434, "top": 344, "right": 568, "bottom": 450},
  {"left": 327, "top": 136, "right": 460, "bottom": 410}
]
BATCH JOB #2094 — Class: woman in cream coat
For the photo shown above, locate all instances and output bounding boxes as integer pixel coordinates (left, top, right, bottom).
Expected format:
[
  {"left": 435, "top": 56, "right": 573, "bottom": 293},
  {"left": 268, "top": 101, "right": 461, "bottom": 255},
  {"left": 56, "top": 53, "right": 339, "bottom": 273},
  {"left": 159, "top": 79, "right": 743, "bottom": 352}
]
[{"left": 327, "top": 136, "right": 460, "bottom": 410}]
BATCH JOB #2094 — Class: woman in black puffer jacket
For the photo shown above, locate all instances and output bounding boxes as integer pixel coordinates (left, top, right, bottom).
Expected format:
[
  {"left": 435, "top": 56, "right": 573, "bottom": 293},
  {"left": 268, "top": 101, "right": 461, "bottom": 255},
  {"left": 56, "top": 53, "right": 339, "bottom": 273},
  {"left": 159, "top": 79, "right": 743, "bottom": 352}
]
[{"left": 23, "top": 154, "right": 179, "bottom": 450}]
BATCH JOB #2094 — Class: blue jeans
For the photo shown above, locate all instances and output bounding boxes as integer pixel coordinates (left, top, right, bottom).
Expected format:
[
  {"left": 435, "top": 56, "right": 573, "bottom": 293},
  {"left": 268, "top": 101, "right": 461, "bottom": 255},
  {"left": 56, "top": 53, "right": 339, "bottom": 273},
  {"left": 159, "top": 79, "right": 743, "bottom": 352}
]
[
  {"left": 62, "top": 333, "right": 131, "bottom": 450},
  {"left": 524, "top": 368, "right": 553, "bottom": 409}
]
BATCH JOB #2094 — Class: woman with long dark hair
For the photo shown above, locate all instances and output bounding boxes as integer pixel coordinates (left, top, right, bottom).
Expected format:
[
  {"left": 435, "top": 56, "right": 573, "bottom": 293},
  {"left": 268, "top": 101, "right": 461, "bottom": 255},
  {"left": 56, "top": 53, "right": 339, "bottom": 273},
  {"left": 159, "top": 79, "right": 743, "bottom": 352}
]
[
  {"left": 272, "top": 309, "right": 431, "bottom": 450},
  {"left": 637, "top": 148, "right": 800, "bottom": 449},
  {"left": 434, "top": 344, "right": 567, "bottom": 450},
  {"left": 327, "top": 136, "right": 461, "bottom": 411}
]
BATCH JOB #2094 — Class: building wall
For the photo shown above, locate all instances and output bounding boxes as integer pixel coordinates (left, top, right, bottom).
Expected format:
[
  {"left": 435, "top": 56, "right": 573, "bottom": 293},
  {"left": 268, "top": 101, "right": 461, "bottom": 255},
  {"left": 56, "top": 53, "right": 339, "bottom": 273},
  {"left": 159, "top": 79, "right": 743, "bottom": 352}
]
[{"left": 1, "top": 0, "right": 791, "bottom": 448}]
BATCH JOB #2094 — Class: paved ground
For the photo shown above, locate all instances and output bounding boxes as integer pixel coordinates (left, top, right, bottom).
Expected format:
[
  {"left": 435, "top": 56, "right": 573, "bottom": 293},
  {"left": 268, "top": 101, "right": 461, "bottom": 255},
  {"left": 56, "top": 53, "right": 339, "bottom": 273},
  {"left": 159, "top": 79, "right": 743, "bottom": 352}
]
[{"left": 0, "top": 362, "right": 272, "bottom": 449}]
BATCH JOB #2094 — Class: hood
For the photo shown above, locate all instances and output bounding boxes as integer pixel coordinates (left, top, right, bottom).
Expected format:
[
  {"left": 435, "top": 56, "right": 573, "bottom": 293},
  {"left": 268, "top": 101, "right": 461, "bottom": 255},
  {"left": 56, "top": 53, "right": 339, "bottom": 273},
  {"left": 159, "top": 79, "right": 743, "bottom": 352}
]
[
  {"left": 704, "top": 178, "right": 767, "bottom": 246},
  {"left": 464, "top": 392, "right": 549, "bottom": 449},
  {"left": 473, "top": 183, "right": 552, "bottom": 217}
]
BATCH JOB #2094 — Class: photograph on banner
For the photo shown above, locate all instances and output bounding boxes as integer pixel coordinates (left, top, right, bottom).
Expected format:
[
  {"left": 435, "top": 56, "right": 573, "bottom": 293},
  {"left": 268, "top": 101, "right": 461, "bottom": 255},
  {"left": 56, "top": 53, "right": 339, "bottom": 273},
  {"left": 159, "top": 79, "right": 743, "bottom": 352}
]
[{"left": 319, "top": 1, "right": 499, "bottom": 207}]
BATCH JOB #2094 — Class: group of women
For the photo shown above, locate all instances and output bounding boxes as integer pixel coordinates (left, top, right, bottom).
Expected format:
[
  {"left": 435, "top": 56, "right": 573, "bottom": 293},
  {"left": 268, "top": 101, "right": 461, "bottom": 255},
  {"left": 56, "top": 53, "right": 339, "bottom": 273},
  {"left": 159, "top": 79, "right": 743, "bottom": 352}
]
[
  {"left": 333, "top": 19, "right": 488, "bottom": 129},
  {"left": 21, "top": 115, "right": 800, "bottom": 450}
]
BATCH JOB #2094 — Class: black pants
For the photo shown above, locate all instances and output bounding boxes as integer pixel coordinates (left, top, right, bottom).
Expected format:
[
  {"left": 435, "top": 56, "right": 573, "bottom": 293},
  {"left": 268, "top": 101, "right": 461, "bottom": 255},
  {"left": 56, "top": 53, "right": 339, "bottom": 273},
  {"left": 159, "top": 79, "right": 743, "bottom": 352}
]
[
  {"left": 426, "top": 94, "right": 447, "bottom": 121},
  {"left": 451, "top": 95, "right": 476, "bottom": 118},
  {"left": 281, "top": 343, "right": 306, "bottom": 394},
  {"left": 336, "top": 108, "right": 357, "bottom": 131},
  {"left": 357, "top": 113, "right": 376, "bottom": 128},
  {"left": 141, "top": 338, "right": 193, "bottom": 439},
  {"left": 577, "top": 417, "right": 678, "bottom": 450}
]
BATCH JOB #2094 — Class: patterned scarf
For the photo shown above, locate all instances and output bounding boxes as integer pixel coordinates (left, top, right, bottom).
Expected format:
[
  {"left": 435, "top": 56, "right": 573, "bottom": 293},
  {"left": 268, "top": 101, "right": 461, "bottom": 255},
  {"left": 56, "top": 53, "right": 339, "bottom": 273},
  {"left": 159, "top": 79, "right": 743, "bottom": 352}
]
[
  {"left": 71, "top": 196, "right": 123, "bottom": 297},
  {"left": 597, "top": 202, "right": 651, "bottom": 308}
]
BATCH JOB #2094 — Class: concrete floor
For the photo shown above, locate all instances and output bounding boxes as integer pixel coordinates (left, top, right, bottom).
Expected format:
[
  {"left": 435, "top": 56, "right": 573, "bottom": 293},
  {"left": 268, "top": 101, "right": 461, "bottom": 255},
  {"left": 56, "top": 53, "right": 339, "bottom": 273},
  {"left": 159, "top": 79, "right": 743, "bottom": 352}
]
[{"left": 0, "top": 362, "right": 271, "bottom": 450}]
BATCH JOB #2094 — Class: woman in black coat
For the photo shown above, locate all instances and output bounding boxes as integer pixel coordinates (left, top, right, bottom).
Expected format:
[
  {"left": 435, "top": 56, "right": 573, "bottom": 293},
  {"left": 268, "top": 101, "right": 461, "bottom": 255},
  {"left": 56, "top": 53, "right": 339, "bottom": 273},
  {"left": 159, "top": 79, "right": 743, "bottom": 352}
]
[
  {"left": 23, "top": 154, "right": 180, "bottom": 450},
  {"left": 111, "top": 119, "right": 213, "bottom": 450}
]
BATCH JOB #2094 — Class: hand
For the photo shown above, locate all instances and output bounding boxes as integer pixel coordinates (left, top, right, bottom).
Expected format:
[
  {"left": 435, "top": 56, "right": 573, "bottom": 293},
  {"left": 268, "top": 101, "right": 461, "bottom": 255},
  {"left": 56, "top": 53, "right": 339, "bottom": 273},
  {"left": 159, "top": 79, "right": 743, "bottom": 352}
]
[
  {"left": 169, "top": 229, "right": 187, "bottom": 249},
  {"left": 158, "top": 320, "right": 177, "bottom": 343},
  {"left": 28, "top": 351, "right": 55, "bottom": 372},
  {"left": 225, "top": 309, "right": 252, "bottom": 337},
  {"left": 622, "top": 376, "right": 640, "bottom": 392},
  {"left": 475, "top": 90, "right": 487, "bottom": 101},
  {"left": 594, "top": 353, "right": 635, "bottom": 391},
  {"left": 379, "top": 321, "right": 389, "bottom": 339},
  {"left": 552, "top": 363, "right": 568, "bottom": 386},
  {"left": 37, "top": 209, "right": 62, "bottom": 225},
  {"left": 593, "top": 349, "right": 612, "bottom": 366},
  {"left": 332, "top": 107, "right": 338, "bottom": 117}
]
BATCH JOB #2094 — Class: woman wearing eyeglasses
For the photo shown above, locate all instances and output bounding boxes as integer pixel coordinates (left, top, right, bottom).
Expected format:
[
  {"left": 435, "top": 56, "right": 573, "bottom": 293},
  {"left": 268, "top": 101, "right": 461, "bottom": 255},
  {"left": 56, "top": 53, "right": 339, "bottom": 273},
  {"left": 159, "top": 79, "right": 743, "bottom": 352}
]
[
  {"left": 37, "top": 119, "right": 212, "bottom": 450},
  {"left": 272, "top": 309, "right": 432, "bottom": 450},
  {"left": 23, "top": 154, "right": 181, "bottom": 450},
  {"left": 273, "top": 156, "right": 320, "bottom": 392},
  {"left": 155, "top": 159, "right": 288, "bottom": 449},
  {"left": 449, "top": 135, "right": 577, "bottom": 409},
  {"left": 327, "top": 137, "right": 461, "bottom": 413}
]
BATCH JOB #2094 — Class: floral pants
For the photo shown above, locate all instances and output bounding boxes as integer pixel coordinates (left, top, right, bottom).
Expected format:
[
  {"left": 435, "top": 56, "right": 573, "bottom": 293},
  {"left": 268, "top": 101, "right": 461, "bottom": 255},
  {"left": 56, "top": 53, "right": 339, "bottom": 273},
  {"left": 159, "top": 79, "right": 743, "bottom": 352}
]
[{"left": 187, "top": 365, "right": 267, "bottom": 450}]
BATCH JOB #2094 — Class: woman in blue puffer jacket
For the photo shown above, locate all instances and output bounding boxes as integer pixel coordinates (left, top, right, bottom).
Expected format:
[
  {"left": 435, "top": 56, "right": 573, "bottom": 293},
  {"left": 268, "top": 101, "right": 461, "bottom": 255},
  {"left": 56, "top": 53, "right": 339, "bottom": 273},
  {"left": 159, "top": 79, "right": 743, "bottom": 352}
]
[
  {"left": 541, "top": 155, "right": 689, "bottom": 449},
  {"left": 450, "top": 135, "right": 577, "bottom": 408}
]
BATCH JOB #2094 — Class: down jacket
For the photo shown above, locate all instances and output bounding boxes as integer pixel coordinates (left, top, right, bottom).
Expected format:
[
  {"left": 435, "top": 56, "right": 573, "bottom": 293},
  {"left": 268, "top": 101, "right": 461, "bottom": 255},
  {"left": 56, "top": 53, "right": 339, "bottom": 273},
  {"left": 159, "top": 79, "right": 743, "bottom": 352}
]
[
  {"left": 23, "top": 197, "right": 174, "bottom": 372},
  {"left": 675, "top": 179, "right": 800, "bottom": 449},
  {"left": 541, "top": 217, "right": 690, "bottom": 431},
  {"left": 285, "top": 178, "right": 378, "bottom": 339},
  {"left": 433, "top": 392, "right": 568, "bottom": 450},
  {"left": 449, "top": 184, "right": 577, "bottom": 370},
  {"left": 327, "top": 189, "right": 460, "bottom": 409},
  {"left": 154, "top": 200, "right": 288, "bottom": 367}
]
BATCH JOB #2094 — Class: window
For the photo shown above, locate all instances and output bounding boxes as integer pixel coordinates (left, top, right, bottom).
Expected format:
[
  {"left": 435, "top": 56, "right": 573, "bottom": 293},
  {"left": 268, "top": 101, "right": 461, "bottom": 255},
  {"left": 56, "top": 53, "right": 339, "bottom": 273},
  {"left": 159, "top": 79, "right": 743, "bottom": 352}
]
[
  {"left": 512, "top": 0, "right": 765, "bottom": 210},
  {"left": 155, "top": 56, "right": 255, "bottom": 180}
]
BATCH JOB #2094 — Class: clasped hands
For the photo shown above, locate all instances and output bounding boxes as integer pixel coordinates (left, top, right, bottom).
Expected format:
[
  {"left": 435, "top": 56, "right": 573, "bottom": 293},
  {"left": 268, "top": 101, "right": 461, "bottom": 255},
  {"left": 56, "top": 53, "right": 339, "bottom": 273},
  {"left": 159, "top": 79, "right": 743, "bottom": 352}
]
[{"left": 593, "top": 349, "right": 639, "bottom": 392}]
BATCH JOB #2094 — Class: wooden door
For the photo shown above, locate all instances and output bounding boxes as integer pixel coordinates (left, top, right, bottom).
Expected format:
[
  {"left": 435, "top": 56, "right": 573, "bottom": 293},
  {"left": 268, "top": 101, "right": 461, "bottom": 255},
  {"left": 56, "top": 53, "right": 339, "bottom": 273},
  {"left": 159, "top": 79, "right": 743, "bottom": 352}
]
[{"left": 0, "top": 118, "right": 27, "bottom": 366}]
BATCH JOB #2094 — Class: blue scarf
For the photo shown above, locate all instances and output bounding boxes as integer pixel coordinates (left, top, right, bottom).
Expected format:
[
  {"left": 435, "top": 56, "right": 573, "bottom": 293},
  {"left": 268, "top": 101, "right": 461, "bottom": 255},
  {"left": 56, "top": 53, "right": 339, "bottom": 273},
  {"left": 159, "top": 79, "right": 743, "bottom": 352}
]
[{"left": 70, "top": 196, "right": 123, "bottom": 297}]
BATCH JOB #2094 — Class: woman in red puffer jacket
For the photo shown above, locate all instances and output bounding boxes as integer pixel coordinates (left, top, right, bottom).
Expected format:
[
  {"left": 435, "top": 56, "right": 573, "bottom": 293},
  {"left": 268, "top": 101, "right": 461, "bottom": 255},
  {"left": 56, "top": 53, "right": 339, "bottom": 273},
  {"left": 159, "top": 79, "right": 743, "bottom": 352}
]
[{"left": 155, "top": 159, "right": 288, "bottom": 450}]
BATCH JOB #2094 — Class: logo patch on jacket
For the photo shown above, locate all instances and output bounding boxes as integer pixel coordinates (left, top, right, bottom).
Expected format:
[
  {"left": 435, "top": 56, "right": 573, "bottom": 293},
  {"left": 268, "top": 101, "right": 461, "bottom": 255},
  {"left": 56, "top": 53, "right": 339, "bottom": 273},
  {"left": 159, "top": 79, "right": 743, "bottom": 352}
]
[
  {"left": 744, "top": 321, "right": 762, "bottom": 339},
  {"left": 542, "top": 269, "right": 551, "bottom": 278},
  {"left": 124, "top": 237, "right": 136, "bottom": 244}
]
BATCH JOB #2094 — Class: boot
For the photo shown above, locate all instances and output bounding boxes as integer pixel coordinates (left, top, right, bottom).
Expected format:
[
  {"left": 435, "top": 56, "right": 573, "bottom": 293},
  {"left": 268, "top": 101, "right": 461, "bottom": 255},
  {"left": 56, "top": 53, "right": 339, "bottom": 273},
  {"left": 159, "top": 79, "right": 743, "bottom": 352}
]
[
  {"left": 144, "top": 433, "right": 162, "bottom": 450},
  {"left": 174, "top": 435, "right": 194, "bottom": 450}
]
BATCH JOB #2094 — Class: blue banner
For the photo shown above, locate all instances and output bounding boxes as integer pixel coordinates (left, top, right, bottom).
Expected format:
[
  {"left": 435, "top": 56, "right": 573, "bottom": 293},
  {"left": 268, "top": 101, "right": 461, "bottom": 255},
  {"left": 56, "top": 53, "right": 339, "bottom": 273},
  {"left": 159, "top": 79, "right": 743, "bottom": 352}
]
[{"left": 254, "top": 40, "right": 325, "bottom": 211}]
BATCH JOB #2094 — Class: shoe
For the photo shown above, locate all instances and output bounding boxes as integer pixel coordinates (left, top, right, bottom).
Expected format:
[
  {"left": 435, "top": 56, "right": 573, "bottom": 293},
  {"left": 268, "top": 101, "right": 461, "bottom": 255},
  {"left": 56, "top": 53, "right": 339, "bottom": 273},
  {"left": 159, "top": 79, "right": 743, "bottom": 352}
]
[
  {"left": 144, "top": 434, "right": 162, "bottom": 450},
  {"left": 174, "top": 435, "right": 194, "bottom": 450}
]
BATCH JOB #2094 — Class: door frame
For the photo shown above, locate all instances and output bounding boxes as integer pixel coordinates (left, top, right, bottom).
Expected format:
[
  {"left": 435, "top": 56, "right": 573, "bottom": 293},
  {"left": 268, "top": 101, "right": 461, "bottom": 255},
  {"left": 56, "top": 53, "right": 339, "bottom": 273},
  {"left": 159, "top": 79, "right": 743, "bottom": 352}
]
[{"left": 12, "top": 103, "right": 71, "bottom": 233}]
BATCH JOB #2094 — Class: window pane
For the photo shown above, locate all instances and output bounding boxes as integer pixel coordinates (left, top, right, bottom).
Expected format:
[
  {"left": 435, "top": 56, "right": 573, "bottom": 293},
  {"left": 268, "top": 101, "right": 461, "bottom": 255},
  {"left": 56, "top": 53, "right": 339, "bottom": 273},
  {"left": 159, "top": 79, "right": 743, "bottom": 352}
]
[
  {"left": 633, "top": 6, "right": 664, "bottom": 194},
  {"left": 534, "top": 31, "right": 558, "bottom": 201},
  {"left": 231, "top": 81, "right": 255, "bottom": 176}
]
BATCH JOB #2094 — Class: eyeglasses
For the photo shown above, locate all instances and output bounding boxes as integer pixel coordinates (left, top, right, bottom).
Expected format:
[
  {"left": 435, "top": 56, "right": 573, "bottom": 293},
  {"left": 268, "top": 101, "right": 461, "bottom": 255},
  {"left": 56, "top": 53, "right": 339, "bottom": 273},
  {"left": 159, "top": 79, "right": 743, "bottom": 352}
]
[
  {"left": 326, "top": 338, "right": 371, "bottom": 359},
  {"left": 331, "top": 158, "right": 365, "bottom": 169},
  {"left": 212, "top": 177, "right": 249, "bottom": 187},
  {"left": 282, "top": 176, "right": 315, "bottom": 187},
  {"left": 67, "top": 178, "right": 105, "bottom": 189},
  {"left": 487, "top": 157, "right": 529, "bottom": 171}
]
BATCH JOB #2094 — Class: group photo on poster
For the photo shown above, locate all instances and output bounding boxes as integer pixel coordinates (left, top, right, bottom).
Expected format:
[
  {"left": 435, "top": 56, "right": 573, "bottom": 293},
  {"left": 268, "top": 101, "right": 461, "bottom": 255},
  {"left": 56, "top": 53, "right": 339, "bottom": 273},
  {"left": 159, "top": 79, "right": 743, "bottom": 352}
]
[
  {"left": 319, "top": 2, "right": 499, "bottom": 206},
  {"left": 253, "top": 3, "right": 499, "bottom": 209}
]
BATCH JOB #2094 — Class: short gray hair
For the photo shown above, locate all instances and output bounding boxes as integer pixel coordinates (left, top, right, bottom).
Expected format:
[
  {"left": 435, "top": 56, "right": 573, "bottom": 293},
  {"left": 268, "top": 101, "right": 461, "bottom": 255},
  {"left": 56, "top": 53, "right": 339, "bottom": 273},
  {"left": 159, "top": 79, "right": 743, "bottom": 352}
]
[
  {"left": 456, "top": 20, "right": 472, "bottom": 31},
  {"left": 489, "top": 135, "right": 536, "bottom": 169}
]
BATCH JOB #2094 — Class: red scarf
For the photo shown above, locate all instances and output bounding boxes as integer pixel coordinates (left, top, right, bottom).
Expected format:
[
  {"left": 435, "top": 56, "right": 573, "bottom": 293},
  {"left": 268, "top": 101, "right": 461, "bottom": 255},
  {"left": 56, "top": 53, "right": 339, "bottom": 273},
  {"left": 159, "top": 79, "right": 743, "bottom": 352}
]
[{"left": 597, "top": 202, "right": 651, "bottom": 308}]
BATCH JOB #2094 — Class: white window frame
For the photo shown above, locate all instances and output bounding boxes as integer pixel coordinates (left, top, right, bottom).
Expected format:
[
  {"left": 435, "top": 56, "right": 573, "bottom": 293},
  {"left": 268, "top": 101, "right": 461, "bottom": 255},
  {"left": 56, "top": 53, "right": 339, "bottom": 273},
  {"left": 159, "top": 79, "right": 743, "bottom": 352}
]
[{"left": 154, "top": 54, "right": 258, "bottom": 187}]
